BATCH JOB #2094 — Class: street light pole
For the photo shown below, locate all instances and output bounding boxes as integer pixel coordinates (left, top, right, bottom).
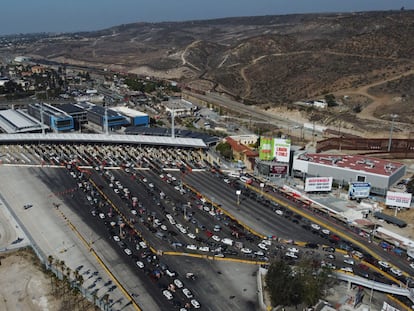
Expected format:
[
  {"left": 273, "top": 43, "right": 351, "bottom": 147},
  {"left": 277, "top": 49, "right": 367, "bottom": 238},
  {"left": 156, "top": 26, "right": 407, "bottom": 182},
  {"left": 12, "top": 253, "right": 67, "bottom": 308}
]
[
  {"left": 387, "top": 114, "right": 398, "bottom": 152},
  {"left": 236, "top": 190, "right": 241, "bottom": 207}
]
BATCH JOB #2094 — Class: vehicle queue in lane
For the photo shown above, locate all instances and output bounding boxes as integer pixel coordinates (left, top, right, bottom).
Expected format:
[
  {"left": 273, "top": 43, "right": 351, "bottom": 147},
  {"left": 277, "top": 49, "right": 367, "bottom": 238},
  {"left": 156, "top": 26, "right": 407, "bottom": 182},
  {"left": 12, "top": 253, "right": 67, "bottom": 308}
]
[{"left": 66, "top": 164, "right": 204, "bottom": 310}]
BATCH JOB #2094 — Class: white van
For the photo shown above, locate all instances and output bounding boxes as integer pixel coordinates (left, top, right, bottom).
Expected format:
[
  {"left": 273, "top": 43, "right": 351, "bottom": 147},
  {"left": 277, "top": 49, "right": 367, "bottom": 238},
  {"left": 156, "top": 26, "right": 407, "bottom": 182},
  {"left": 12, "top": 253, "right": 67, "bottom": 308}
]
[
  {"left": 221, "top": 238, "right": 234, "bottom": 246},
  {"left": 228, "top": 171, "right": 240, "bottom": 178}
]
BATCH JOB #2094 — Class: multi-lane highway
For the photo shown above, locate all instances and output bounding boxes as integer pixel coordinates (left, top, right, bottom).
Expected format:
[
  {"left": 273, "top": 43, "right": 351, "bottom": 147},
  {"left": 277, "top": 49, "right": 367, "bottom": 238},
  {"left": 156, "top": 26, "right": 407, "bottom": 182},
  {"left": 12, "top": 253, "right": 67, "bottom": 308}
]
[{"left": 1, "top": 142, "right": 414, "bottom": 310}]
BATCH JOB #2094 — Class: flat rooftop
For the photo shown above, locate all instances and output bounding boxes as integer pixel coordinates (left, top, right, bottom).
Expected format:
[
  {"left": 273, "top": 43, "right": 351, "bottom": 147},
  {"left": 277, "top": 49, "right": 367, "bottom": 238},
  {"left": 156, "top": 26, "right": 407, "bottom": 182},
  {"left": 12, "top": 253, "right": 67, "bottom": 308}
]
[
  {"left": 110, "top": 106, "right": 148, "bottom": 118},
  {"left": 298, "top": 153, "right": 405, "bottom": 176},
  {"left": 0, "top": 109, "right": 48, "bottom": 133},
  {"left": 57, "top": 103, "right": 86, "bottom": 114}
]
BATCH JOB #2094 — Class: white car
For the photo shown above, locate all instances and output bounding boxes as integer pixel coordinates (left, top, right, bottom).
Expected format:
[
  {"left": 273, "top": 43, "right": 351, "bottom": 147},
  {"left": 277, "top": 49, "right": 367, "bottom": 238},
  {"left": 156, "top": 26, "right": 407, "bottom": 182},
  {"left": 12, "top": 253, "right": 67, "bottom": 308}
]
[
  {"left": 241, "top": 248, "right": 252, "bottom": 254},
  {"left": 187, "top": 233, "right": 196, "bottom": 239},
  {"left": 344, "top": 258, "right": 354, "bottom": 265},
  {"left": 223, "top": 178, "right": 230, "bottom": 184},
  {"left": 378, "top": 261, "right": 391, "bottom": 269},
  {"left": 191, "top": 299, "right": 201, "bottom": 309},
  {"left": 131, "top": 209, "right": 137, "bottom": 215},
  {"left": 174, "top": 279, "right": 184, "bottom": 288},
  {"left": 160, "top": 224, "right": 168, "bottom": 231},
  {"left": 198, "top": 246, "right": 210, "bottom": 252},
  {"left": 99, "top": 213, "right": 105, "bottom": 219},
  {"left": 113, "top": 235, "right": 120, "bottom": 242},
  {"left": 176, "top": 223, "right": 187, "bottom": 234},
  {"left": 186, "top": 244, "right": 197, "bottom": 250},
  {"left": 124, "top": 248, "right": 132, "bottom": 256},
  {"left": 221, "top": 238, "right": 234, "bottom": 246},
  {"left": 182, "top": 288, "right": 193, "bottom": 298},
  {"left": 321, "top": 229, "right": 330, "bottom": 235},
  {"left": 212, "top": 235, "right": 221, "bottom": 242},
  {"left": 258, "top": 243, "right": 268, "bottom": 251},
  {"left": 390, "top": 267, "right": 402, "bottom": 276},
  {"left": 311, "top": 223, "right": 321, "bottom": 230},
  {"left": 136, "top": 261, "right": 144, "bottom": 269},
  {"left": 410, "top": 263, "right": 414, "bottom": 269},
  {"left": 254, "top": 250, "right": 265, "bottom": 256},
  {"left": 285, "top": 252, "right": 298, "bottom": 259},
  {"left": 162, "top": 289, "right": 173, "bottom": 300},
  {"left": 275, "top": 209, "right": 284, "bottom": 216},
  {"left": 139, "top": 241, "right": 147, "bottom": 249},
  {"left": 261, "top": 240, "right": 272, "bottom": 246},
  {"left": 340, "top": 267, "right": 353, "bottom": 273},
  {"left": 287, "top": 247, "right": 299, "bottom": 253}
]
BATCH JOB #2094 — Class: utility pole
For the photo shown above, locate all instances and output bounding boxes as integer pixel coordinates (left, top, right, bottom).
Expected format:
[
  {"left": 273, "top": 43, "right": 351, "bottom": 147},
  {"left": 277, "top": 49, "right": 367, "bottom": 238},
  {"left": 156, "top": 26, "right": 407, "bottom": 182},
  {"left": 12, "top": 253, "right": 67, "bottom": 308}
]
[
  {"left": 40, "top": 103, "right": 45, "bottom": 135},
  {"left": 104, "top": 103, "right": 109, "bottom": 135},
  {"left": 171, "top": 109, "right": 175, "bottom": 139}
]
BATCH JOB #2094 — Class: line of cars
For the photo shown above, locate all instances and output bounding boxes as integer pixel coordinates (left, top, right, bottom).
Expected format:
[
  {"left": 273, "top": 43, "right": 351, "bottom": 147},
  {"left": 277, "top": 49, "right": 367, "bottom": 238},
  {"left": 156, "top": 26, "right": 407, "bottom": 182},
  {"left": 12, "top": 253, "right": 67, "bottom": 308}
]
[{"left": 67, "top": 165, "right": 206, "bottom": 310}]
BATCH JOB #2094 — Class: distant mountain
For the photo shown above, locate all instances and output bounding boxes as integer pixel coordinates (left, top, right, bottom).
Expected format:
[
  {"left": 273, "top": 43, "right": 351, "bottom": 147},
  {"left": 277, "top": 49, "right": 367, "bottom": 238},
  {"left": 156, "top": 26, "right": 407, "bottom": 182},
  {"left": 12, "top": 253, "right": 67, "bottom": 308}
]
[{"left": 2, "top": 10, "right": 414, "bottom": 112}]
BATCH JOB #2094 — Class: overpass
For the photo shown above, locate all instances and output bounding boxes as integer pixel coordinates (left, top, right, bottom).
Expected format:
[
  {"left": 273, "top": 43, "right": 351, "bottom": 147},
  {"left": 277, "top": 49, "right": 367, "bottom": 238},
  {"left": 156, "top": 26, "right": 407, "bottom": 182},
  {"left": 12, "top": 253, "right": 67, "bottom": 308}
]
[
  {"left": 0, "top": 133, "right": 207, "bottom": 149},
  {"left": 335, "top": 271, "right": 414, "bottom": 303}
]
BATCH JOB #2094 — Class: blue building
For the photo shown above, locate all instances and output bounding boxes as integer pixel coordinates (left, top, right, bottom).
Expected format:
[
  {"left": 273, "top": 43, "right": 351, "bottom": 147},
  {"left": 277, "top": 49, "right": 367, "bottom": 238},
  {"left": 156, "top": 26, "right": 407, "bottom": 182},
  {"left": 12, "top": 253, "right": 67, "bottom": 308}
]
[
  {"left": 110, "top": 106, "right": 149, "bottom": 127},
  {"left": 75, "top": 102, "right": 129, "bottom": 131},
  {"left": 28, "top": 103, "right": 74, "bottom": 132}
]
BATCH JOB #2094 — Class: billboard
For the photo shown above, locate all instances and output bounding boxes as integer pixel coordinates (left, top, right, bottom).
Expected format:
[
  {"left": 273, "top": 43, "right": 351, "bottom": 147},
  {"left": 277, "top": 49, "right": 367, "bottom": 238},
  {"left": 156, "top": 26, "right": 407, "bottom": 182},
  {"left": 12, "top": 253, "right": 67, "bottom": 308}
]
[
  {"left": 305, "top": 177, "right": 333, "bottom": 192},
  {"left": 259, "top": 137, "right": 275, "bottom": 161},
  {"left": 270, "top": 164, "right": 288, "bottom": 175},
  {"left": 348, "top": 182, "right": 371, "bottom": 199},
  {"left": 385, "top": 191, "right": 412, "bottom": 208},
  {"left": 274, "top": 138, "right": 291, "bottom": 163}
]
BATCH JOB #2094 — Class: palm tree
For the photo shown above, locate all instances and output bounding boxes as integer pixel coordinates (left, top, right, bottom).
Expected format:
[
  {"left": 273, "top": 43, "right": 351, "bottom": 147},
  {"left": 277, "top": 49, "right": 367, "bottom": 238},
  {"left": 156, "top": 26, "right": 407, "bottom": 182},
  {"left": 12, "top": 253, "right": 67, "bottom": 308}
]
[
  {"left": 102, "top": 293, "right": 110, "bottom": 311},
  {"left": 47, "top": 255, "right": 54, "bottom": 270},
  {"left": 66, "top": 266, "right": 72, "bottom": 287},
  {"left": 59, "top": 260, "right": 65, "bottom": 279},
  {"left": 92, "top": 291, "right": 98, "bottom": 309}
]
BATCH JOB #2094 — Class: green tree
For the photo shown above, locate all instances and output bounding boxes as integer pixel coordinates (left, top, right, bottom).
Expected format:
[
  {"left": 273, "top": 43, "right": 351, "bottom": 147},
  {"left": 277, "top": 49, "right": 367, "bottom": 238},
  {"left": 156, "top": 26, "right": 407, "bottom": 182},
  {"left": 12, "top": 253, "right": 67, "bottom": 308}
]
[
  {"left": 266, "top": 259, "right": 331, "bottom": 308},
  {"left": 215, "top": 142, "right": 233, "bottom": 161},
  {"left": 265, "top": 260, "right": 293, "bottom": 306}
]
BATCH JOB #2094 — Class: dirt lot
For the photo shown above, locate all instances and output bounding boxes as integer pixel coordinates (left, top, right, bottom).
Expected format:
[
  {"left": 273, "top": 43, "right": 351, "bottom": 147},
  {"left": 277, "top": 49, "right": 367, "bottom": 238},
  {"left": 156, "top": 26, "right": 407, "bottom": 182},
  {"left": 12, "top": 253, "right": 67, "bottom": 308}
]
[{"left": 0, "top": 249, "right": 95, "bottom": 311}]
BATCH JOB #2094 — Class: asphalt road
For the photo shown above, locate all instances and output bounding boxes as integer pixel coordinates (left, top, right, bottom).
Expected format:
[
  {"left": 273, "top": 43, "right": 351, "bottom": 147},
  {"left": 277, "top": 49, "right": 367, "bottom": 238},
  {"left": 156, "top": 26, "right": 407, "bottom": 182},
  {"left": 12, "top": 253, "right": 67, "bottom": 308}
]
[
  {"left": 182, "top": 171, "right": 327, "bottom": 244},
  {"left": 1, "top": 142, "right": 413, "bottom": 309}
]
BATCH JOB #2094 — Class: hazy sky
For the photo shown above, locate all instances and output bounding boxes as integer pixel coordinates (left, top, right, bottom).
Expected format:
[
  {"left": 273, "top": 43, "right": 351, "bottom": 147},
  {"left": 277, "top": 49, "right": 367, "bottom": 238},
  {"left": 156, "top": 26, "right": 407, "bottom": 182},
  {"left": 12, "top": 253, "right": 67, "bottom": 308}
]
[{"left": 1, "top": 0, "right": 412, "bottom": 35}]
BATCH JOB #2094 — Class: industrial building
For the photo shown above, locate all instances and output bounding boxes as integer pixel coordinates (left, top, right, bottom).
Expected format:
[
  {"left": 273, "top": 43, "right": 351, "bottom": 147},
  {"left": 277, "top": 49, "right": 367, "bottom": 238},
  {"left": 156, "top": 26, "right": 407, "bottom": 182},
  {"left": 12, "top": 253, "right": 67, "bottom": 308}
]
[
  {"left": 56, "top": 103, "right": 88, "bottom": 130},
  {"left": 28, "top": 103, "right": 74, "bottom": 132},
  {"left": 110, "top": 106, "right": 149, "bottom": 127},
  {"left": 0, "top": 109, "right": 48, "bottom": 133},
  {"left": 293, "top": 153, "right": 406, "bottom": 195},
  {"left": 76, "top": 102, "right": 129, "bottom": 131}
]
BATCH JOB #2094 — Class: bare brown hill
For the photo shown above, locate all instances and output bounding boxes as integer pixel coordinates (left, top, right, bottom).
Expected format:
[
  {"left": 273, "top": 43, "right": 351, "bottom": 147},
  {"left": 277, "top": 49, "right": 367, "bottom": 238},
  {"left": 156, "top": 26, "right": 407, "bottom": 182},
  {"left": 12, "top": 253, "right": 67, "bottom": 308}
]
[{"left": 2, "top": 10, "right": 414, "bottom": 133}]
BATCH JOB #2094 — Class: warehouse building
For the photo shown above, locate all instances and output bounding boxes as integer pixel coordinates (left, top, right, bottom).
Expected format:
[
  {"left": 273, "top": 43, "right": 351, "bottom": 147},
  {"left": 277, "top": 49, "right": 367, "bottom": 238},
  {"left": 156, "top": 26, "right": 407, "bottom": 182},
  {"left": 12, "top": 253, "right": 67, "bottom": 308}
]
[
  {"left": 0, "top": 109, "right": 48, "bottom": 133},
  {"left": 293, "top": 153, "right": 406, "bottom": 196},
  {"left": 56, "top": 103, "right": 88, "bottom": 130},
  {"left": 28, "top": 103, "right": 74, "bottom": 132},
  {"left": 110, "top": 106, "right": 149, "bottom": 127},
  {"left": 76, "top": 102, "right": 129, "bottom": 131}
]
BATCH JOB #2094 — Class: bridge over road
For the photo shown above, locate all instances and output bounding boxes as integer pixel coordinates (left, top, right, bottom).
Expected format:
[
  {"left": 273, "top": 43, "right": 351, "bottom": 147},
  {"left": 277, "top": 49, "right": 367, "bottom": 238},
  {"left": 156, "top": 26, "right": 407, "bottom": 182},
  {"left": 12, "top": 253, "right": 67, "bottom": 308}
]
[{"left": 335, "top": 271, "right": 414, "bottom": 303}]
